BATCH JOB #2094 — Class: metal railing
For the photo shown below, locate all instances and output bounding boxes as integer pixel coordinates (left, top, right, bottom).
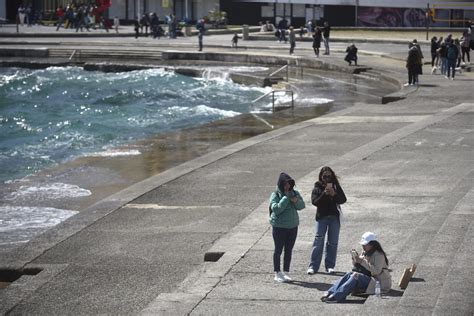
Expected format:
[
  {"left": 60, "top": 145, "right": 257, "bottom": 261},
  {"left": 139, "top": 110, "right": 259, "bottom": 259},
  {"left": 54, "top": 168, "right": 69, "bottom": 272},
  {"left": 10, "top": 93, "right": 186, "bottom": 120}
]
[
  {"left": 252, "top": 89, "right": 294, "bottom": 112},
  {"left": 269, "top": 64, "right": 289, "bottom": 82},
  {"left": 68, "top": 49, "right": 77, "bottom": 62}
]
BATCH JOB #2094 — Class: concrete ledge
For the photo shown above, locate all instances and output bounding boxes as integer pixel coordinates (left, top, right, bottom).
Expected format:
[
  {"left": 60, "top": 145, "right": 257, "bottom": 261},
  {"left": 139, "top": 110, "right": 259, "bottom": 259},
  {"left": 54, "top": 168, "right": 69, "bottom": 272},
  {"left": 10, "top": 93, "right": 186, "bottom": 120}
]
[{"left": 0, "top": 47, "right": 48, "bottom": 57}]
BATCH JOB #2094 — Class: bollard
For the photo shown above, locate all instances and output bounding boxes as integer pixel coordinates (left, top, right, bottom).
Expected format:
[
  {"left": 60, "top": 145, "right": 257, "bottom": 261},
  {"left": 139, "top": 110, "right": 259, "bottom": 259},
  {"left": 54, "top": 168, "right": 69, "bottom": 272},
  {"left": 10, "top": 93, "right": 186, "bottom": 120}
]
[{"left": 242, "top": 24, "right": 249, "bottom": 40}]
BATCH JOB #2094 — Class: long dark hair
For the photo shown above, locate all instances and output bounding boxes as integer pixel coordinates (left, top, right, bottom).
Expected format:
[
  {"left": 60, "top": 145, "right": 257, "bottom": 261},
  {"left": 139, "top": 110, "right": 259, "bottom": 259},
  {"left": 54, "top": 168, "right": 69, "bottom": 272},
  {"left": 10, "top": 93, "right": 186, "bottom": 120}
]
[
  {"left": 365, "top": 240, "right": 389, "bottom": 266},
  {"left": 317, "top": 166, "right": 341, "bottom": 186}
]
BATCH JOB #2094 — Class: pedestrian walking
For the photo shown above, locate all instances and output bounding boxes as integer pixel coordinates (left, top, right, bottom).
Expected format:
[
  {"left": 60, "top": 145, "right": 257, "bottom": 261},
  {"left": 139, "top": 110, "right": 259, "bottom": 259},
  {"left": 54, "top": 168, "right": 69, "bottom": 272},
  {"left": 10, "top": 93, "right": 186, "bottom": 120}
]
[
  {"left": 18, "top": 4, "right": 26, "bottom": 26},
  {"left": 277, "top": 17, "right": 288, "bottom": 43},
  {"left": 437, "top": 41, "right": 448, "bottom": 75},
  {"left": 454, "top": 38, "right": 463, "bottom": 69},
  {"left": 231, "top": 32, "right": 239, "bottom": 48},
  {"left": 430, "top": 36, "right": 439, "bottom": 71},
  {"left": 321, "top": 232, "right": 392, "bottom": 303},
  {"left": 269, "top": 172, "right": 305, "bottom": 283},
  {"left": 307, "top": 166, "right": 347, "bottom": 275},
  {"left": 322, "top": 21, "right": 331, "bottom": 55},
  {"left": 288, "top": 26, "right": 296, "bottom": 55},
  {"left": 405, "top": 45, "right": 422, "bottom": 86},
  {"left": 446, "top": 39, "right": 459, "bottom": 80},
  {"left": 460, "top": 30, "right": 471, "bottom": 64},
  {"left": 133, "top": 18, "right": 140, "bottom": 39},
  {"left": 196, "top": 19, "right": 205, "bottom": 51},
  {"left": 113, "top": 16, "right": 120, "bottom": 33},
  {"left": 56, "top": 6, "right": 65, "bottom": 31},
  {"left": 312, "top": 27, "right": 322, "bottom": 57}
]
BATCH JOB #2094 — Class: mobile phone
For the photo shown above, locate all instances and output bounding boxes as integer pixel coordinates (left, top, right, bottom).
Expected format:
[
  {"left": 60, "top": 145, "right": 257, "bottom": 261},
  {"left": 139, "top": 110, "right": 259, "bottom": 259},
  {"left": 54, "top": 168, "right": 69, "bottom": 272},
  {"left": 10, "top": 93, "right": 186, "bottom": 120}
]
[{"left": 351, "top": 249, "right": 358, "bottom": 259}]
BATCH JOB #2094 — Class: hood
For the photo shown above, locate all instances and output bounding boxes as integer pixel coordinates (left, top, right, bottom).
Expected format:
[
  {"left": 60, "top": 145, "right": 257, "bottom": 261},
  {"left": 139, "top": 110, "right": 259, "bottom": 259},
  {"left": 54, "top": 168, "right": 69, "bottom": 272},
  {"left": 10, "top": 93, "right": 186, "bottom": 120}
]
[{"left": 277, "top": 172, "right": 295, "bottom": 192}]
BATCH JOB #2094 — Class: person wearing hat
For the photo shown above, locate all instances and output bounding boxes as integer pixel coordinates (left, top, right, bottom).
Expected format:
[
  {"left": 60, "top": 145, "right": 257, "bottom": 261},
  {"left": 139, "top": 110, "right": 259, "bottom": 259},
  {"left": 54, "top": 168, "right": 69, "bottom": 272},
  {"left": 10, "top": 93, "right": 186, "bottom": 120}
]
[
  {"left": 269, "top": 172, "right": 305, "bottom": 283},
  {"left": 321, "top": 232, "right": 392, "bottom": 303}
]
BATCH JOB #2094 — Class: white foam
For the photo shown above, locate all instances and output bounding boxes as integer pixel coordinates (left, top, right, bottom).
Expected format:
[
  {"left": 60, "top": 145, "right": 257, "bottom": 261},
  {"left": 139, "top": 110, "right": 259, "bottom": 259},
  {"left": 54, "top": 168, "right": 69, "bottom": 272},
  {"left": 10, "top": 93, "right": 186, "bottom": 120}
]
[
  {"left": 0, "top": 206, "right": 77, "bottom": 244},
  {"left": 86, "top": 149, "right": 141, "bottom": 157},
  {"left": 8, "top": 182, "right": 91, "bottom": 200},
  {"left": 194, "top": 104, "right": 241, "bottom": 118},
  {"left": 298, "top": 97, "right": 334, "bottom": 105}
]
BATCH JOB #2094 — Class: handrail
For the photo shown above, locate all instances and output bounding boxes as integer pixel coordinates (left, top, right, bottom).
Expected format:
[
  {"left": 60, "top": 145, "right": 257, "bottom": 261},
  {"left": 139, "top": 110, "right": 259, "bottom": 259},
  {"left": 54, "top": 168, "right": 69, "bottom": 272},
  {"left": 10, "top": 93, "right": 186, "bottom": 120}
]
[
  {"left": 269, "top": 64, "right": 289, "bottom": 82},
  {"left": 269, "top": 64, "right": 288, "bottom": 77},
  {"left": 251, "top": 89, "right": 294, "bottom": 112},
  {"left": 68, "top": 49, "right": 77, "bottom": 62}
]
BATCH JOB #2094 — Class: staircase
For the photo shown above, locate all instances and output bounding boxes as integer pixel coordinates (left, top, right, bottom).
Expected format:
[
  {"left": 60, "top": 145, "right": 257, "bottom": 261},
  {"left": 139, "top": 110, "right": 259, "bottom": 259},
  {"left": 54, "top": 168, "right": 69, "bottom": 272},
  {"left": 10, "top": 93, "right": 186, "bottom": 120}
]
[{"left": 47, "top": 48, "right": 162, "bottom": 62}]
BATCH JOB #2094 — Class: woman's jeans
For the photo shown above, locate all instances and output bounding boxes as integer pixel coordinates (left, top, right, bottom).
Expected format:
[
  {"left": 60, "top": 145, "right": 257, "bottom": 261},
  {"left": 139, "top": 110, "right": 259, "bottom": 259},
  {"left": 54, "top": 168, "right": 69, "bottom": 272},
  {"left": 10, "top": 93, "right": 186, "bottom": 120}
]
[
  {"left": 327, "top": 272, "right": 371, "bottom": 302},
  {"left": 308, "top": 216, "right": 340, "bottom": 272},
  {"left": 441, "top": 57, "right": 448, "bottom": 75},
  {"left": 272, "top": 226, "right": 298, "bottom": 272}
]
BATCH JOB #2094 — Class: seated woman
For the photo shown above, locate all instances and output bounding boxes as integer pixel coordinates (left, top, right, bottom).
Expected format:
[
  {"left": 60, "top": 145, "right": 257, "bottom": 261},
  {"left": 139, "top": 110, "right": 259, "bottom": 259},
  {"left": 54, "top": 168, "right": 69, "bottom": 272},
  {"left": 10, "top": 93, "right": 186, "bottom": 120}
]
[{"left": 321, "top": 231, "right": 392, "bottom": 303}]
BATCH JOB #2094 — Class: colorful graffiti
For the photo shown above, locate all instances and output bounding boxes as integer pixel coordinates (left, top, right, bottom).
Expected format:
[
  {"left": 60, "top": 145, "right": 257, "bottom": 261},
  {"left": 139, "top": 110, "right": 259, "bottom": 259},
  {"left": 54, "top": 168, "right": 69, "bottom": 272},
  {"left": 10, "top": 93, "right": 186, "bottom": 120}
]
[{"left": 357, "top": 7, "right": 451, "bottom": 27}]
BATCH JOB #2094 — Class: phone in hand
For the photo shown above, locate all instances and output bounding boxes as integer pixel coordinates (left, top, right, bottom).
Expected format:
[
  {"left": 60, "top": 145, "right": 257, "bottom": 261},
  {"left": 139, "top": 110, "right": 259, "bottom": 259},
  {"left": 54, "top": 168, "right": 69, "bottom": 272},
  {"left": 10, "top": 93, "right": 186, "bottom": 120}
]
[{"left": 351, "top": 249, "right": 358, "bottom": 259}]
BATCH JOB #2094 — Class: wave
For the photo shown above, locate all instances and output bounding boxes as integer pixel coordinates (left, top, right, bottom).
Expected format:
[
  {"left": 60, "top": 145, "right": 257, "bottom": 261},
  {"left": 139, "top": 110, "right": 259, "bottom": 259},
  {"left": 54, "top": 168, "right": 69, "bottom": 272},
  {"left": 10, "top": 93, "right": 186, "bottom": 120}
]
[{"left": 7, "top": 182, "right": 92, "bottom": 201}]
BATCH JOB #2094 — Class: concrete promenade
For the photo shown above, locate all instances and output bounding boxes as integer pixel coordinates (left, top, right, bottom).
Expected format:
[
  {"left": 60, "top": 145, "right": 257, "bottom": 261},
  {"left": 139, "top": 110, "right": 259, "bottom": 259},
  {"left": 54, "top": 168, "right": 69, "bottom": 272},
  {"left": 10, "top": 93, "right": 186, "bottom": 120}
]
[{"left": 0, "top": 25, "right": 473, "bottom": 315}]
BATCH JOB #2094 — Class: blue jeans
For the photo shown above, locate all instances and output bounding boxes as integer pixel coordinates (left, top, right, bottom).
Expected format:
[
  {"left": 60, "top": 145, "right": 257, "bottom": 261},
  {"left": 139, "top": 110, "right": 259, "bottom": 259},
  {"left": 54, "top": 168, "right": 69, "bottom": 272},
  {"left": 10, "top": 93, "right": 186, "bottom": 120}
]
[
  {"left": 272, "top": 226, "right": 298, "bottom": 272},
  {"left": 328, "top": 272, "right": 371, "bottom": 302},
  {"left": 441, "top": 57, "right": 448, "bottom": 75},
  {"left": 323, "top": 37, "right": 330, "bottom": 54},
  {"left": 308, "top": 216, "right": 340, "bottom": 272}
]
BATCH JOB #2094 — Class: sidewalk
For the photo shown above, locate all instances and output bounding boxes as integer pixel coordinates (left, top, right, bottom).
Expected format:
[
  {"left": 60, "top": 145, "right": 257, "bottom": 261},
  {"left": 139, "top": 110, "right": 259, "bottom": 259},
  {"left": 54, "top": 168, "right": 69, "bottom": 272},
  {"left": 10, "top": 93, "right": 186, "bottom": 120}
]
[{"left": 0, "top": 28, "right": 473, "bottom": 315}]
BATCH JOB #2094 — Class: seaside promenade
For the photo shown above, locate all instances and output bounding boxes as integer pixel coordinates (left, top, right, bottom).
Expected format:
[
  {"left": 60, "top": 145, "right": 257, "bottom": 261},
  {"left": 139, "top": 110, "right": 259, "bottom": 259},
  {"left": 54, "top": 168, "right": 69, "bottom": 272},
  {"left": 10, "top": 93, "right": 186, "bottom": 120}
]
[{"left": 0, "top": 24, "right": 473, "bottom": 315}]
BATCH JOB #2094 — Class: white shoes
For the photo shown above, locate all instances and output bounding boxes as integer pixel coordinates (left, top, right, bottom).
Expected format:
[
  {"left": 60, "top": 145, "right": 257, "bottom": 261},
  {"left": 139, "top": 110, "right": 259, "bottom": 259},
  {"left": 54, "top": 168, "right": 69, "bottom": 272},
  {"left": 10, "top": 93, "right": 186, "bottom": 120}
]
[
  {"left": 403, "top": 83, "right": 411, "bottom": 87},
  {"left": 327, "top": 268, "right": 335, "bottom": 274},
  {"left": 307, "top": 268, "right": 315, "bottom": 275},
  {"left": 274, "top": 271, "right": 291, "bottom": 283}
]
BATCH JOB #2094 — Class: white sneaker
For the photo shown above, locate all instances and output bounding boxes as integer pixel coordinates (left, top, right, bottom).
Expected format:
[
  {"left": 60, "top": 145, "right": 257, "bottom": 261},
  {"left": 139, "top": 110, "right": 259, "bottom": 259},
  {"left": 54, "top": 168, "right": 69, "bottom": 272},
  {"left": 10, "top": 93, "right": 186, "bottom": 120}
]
[
  {"left": 274, "top": 271, "right": 287, "bottom": 283},
  {"left": 327, "top": 268, "right": 335, "bottom": 274},
  {"left": 307, "top": 268, "right": 315, "bottom": 275},
  {"left": 403, "top": 83, "right": 410, "bottom": 87},
  {"left": 282, "top": 273, "right": 292, "bottom": 281}
]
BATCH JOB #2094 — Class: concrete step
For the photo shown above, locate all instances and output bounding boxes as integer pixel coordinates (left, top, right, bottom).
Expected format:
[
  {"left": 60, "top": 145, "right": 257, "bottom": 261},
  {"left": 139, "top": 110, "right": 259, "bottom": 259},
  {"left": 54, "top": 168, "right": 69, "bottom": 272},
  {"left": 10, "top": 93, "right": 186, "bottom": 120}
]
[{"left": 47, "top": 48, "right": 162, "bottom": 60}]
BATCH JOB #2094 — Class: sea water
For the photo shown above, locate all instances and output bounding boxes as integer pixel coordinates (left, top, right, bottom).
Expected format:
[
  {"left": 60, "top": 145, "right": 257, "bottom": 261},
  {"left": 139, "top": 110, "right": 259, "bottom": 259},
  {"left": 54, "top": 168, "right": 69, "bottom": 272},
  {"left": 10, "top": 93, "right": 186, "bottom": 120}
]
[
  {"left": 0, "top": 66, "right": 278, "bottom": 247},
  {"left": 0, "top": 66, "right": 274, "bottom": 183}
]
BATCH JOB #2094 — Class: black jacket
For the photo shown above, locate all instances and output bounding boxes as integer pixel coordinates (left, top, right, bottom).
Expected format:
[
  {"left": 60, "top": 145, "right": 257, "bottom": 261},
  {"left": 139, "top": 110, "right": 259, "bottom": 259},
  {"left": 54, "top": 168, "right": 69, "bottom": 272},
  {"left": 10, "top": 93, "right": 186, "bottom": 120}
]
[{"left": 311, "top": 181, "right": 346, "bottom": 220}]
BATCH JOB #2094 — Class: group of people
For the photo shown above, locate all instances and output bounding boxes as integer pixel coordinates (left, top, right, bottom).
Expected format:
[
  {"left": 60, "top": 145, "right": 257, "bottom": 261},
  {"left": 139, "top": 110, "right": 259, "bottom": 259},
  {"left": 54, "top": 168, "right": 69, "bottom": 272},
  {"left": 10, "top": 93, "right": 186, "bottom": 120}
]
[
  {"left": 429, "top": 29, "right": 471, "bottom": 81},
  {"left": 17, "top": 4, "right": 34, "bottom": 26},
  {"left": 55, "top": 3, "right": 111, "bottom": 32},
  {"left": 134, "top": 13, "right": 176, "bottom": 39},
  {"left": 406, "top": 27, "right": 472, "bottom": 85},
  {"left": 269, "top": 168, "right": 391, "bottom": 303}
]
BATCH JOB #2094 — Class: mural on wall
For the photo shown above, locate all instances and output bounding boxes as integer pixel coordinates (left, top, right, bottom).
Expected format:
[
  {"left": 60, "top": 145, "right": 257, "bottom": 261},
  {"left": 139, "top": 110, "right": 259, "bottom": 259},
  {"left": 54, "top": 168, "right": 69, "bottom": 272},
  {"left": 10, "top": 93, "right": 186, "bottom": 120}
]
[{"left": 357, "top": 7, "right": 453, "bottom": 27}]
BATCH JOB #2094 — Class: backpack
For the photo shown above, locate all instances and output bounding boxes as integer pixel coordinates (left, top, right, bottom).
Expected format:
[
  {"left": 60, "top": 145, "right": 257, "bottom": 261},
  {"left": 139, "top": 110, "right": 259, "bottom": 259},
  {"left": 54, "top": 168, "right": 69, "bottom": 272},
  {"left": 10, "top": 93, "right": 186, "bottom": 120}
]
[
  {"left": 269, "top": 191, "right": 281, "bottom": 215},
  {"left": 447, "top": 45, "right": 458, "bottom": 60}
]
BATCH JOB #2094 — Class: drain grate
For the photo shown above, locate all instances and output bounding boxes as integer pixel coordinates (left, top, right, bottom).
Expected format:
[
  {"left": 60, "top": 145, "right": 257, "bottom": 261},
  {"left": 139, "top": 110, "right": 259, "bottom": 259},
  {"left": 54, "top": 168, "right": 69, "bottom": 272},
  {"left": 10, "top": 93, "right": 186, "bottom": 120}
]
[
  {"left": 0, "top": 268, "right": 42, "bottom": 289},
  {"left": 204, "top": 252, "right": 225, "bottom": 262}
]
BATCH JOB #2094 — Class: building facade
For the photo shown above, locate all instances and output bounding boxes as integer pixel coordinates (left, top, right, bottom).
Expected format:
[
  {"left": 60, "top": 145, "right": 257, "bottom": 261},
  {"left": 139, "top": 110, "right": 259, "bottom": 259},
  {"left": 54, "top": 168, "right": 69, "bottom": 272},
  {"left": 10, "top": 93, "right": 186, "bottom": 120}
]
[
  {"left": 3, "top": 0, "right": 474, "bottom": 26},
  {"left": 221, "top": 0, "right": 474, "bottom": 28}
]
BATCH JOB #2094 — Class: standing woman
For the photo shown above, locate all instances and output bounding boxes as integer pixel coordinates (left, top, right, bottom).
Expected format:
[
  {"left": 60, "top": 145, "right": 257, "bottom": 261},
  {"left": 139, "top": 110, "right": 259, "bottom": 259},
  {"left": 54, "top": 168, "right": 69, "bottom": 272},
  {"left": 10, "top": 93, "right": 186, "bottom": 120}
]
[
  {"left": 269, "top": 172, "right": 305, "bottom": 283},
  {"left": 321, "top": 232, "right": 392, "bottom": 303},
  {"left": 312, "top": 27, "right": 322, "bottom": 57},
  {"left": 307, "top": 166, "right": 346, "bottom": 275}
]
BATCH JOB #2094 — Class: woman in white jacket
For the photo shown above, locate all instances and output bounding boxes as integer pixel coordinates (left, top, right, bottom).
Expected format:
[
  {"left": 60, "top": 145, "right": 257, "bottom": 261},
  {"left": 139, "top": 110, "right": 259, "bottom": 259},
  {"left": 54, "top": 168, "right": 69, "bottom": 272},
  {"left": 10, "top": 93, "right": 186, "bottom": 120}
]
[{"left": 321, "top": 232, "right": 392, "bottom": 303}]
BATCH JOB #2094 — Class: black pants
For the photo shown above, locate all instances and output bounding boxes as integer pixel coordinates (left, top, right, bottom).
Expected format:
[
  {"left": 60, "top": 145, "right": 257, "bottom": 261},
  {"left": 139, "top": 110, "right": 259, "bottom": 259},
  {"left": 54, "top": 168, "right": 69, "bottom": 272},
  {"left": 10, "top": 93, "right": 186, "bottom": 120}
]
[
  {"left": 290, "top": 42, "right": 295, "bottom": 54},
  {"left": 272, "top": 226, "right": 298, "bottom": 272},
  {"left": 462, "top": 47, "right": 470, "bottom": 63},
  {"left": 408, "top": 69, "right": 417, "bottom": 84}
]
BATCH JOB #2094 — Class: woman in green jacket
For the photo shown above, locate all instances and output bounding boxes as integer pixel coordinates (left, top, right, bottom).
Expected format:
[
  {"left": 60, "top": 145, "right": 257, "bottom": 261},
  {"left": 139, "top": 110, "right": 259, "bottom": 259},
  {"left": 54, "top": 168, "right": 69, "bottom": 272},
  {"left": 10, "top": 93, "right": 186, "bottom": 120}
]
[{"left": 269, "top": 172, "right": 305, "bottom": 283}]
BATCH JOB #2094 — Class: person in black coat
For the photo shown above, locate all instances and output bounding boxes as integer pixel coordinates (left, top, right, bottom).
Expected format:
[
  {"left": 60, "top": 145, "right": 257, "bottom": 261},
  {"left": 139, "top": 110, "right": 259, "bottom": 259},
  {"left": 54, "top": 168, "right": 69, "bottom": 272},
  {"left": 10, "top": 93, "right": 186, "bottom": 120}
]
[
  {"left": 312, "top": 27, "right": 322, "bottom": 57},
  {"left": 344, "top": 44, "right": 358, "bottom": 66},
  {"left": 307, "top": 166, "right": 347, "bottom": 275}
]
